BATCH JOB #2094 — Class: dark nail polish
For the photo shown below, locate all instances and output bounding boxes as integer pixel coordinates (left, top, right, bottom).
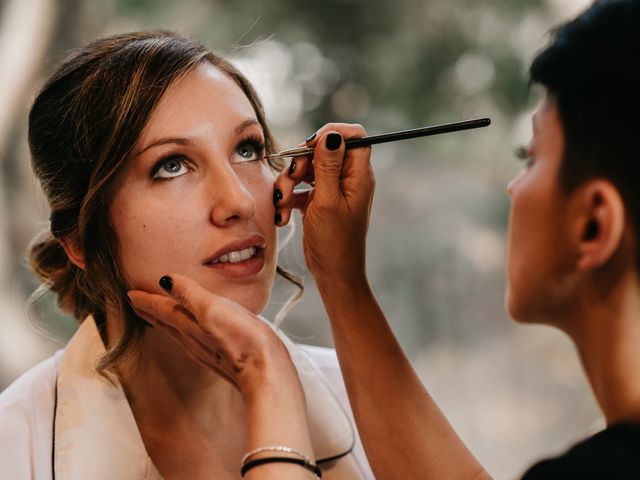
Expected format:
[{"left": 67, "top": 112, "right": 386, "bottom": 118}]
[
  {"left": 273, "top": 188, "right": 283, "bottom": 205},
  {"left": 288, "top": 160, "right": 297, "bottom": 176},
  {"left": 159, "top": 275, "right": 173, "bottom": 293},
  {"left": 305, "top": 132, "right": 317, "bottom": 143},
  {"left": 326, "top": 133, "right": 342, "bottom": 151},
  {"left": 275, "top": 212, "right": 282, "bottom": 225}
]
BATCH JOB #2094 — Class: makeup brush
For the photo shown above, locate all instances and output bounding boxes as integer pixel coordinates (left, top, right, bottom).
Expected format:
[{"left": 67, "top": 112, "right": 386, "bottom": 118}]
[{"left": 265, "top": 117, "right": 491, "bottom": 161}]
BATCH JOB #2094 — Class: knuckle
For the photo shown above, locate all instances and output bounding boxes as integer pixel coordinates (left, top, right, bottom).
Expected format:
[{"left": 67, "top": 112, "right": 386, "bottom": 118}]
[
  {"left": 314, "top": 200, "right": 341, "bottom": 216},
  {"left": 202, "top": 300, "right": 221, "bottom": 322},
  {"left": 323, "top": 122, "right": 340, "bottom": 132},
  {"left": 352, "top": 123, "right": 367, "bottom": 135},
  {"left": 177, "top": 287, "right": 194, "bottom": 309},
  {"left": 142, "top": 300, "right": 162, "bottom": 319}
]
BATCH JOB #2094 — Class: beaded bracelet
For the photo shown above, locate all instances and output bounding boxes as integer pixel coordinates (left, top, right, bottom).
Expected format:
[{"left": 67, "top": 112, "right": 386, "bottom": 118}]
[{"left": 240, "top": 456, "right": 322, "bottom": 478}]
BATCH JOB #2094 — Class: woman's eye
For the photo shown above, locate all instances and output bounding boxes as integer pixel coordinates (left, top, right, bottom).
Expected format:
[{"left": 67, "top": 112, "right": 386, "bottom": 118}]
[
  {"left": 233, "top": 140, "right": 264, "bottom": 163},
  {"left": 151, "top": 156, "right": 190, "bottom": 180}
]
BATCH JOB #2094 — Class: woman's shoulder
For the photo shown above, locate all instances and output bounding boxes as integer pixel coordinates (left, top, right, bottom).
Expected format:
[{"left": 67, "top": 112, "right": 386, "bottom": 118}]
[
  {"left": 522, "top": 422, "right": 640, "bottom": 479},
  {"left": 0, "top": 350, "right": 62, "bottom": 480},
  {"left": 297, "top": 344, "right": 347, "bottom": 391},
  {"left": 0, "top": 349, "right": 62, "bottom": 414},
  {"left": 0, "top": 350, "right": 63, "bottom": 438},
  {"left": 299, "top": 344, "right": 339, "bottom": 368}
]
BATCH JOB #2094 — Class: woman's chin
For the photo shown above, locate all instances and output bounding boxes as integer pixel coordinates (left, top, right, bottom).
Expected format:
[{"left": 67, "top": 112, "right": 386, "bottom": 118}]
[{"left": 218, "top": 286, "right": 271, "bottom": 315}]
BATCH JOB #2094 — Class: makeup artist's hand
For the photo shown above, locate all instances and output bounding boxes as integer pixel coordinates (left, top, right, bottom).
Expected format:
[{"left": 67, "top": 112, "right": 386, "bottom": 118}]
[
  {"left": 127, "top": 273, "right": 301, "bottom": 399},
  {"left": 274, "top": 123, "right": 375, "bottom": 286},
  {"left": 128, "top": 274, "right": 316, "bottom": 476}
]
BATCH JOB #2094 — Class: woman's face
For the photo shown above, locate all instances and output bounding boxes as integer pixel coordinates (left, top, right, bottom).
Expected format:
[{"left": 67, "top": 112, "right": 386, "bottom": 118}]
[
  {"left": 110, "top": 63, "right": 277, "bottom": 313},
  {"left": 505, "top": 95, "right": 576, "bottom": 323}
]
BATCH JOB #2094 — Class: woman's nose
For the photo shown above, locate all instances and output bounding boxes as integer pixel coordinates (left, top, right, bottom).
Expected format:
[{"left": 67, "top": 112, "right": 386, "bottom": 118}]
[{"left": 209, "top": 169, "right": 256, "bottom": 226}]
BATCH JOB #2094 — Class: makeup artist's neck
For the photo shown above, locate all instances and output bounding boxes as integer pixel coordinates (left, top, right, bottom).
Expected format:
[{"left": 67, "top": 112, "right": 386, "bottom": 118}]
[{"left": 567, "top": 273, "right": 640, "bottom": 426}]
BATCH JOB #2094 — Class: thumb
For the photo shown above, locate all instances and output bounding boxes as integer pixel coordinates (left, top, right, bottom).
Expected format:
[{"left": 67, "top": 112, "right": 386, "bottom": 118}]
[{"left": 312, "top": 131, "right": 345, "bottom": 203}]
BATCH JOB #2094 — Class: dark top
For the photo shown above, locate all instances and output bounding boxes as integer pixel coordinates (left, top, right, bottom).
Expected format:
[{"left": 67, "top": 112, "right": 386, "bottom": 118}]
[{"left": 521, "top": 423, "right": 640, "bottom": 479}]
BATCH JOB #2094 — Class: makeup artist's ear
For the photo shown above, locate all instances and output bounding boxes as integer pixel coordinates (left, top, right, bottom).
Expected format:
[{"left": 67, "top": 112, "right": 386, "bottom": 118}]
[
  {"left": 574, "top": 180, "right": 625, "bottom": 271},
  {"left": 60, "top": 235, "right": 86, "bottom": 270}
]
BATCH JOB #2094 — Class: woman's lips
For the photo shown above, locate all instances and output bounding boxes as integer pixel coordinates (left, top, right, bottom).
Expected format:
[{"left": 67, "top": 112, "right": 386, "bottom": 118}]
[
  {"left": 202, "top": 233, "right": 266, "bottom": 265},
  {"left": 204, "top": 248, "right": 266, "bottom": 277}
]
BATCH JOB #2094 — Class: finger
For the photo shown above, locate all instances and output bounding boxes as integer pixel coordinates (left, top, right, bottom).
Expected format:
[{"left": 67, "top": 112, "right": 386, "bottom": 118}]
[
  {"left": 132, "top": 302, "right": 239, "bottom": 387},
  {"left": 312, "top": 131, "right": 345, "bottom": 203},
  {"left": 306, "top": 123, "right": 367, "bottom": 146},
  {"left": 287, "top": 156, "right": 313, "bottom": 182},
  {"left": 276, "top": 188, "right": 314, "bottom": 226},
  {"left": 156, "top": 273, "right": 244, "bottom": 327},
  {"left": 128, "top": 291, "right": 196, "bottom": 326},
  {"left": 275, "top": 156, "right": 314, "bottom": 204}
]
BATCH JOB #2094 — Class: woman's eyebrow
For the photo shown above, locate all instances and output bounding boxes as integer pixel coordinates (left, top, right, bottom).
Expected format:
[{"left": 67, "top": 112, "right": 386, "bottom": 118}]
[
  {"left": 234, "top": 118, "right": 261, "bottom": 135},
  {"left": 135, "top": 119, "right": 262, "bottom": 158},
  {"left": 135, "top": 137, "right": 191, "bottom": 158}
]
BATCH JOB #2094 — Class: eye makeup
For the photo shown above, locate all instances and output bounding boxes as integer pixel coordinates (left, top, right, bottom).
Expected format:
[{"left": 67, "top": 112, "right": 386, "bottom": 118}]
[
  {"left": 150, "top": 154, "right": 191, "bottom": 181},
  {"left": 147, "top": 133, "right": 267, "bottom": 181},
  {"left": 234, "top": 134, "right": 266, "bottom": 163}
]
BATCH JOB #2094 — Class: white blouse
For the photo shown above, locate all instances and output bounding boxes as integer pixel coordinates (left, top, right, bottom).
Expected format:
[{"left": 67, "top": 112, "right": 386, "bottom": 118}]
[{"left": 0, "top": 317, "right": 374, "bottom": 479}]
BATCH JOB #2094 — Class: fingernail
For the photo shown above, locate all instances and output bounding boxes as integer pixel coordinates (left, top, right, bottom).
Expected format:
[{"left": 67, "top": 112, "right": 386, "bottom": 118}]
[
  {"left": 159, "top": 275, "right": 173, "bottom": 293},
  {"left": 326, "top": 133, "right": 342, "bottom": 151},
  {"left": 275, "top": 212, "right": 282, "bottom": 225},
  {"left": 288, "top": 160, "right": 297, "bottom": 176},
  {"left": 305, "top": 132, "right": 317, "bottom": 143},
  {"left": 273, "top": 188, "right": 283, "bottom": 205}
]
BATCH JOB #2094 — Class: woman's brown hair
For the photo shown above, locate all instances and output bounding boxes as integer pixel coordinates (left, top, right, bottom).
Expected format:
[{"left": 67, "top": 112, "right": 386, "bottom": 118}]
[{"left": 28, "top": 30, "right": 298, "bottom": 372}]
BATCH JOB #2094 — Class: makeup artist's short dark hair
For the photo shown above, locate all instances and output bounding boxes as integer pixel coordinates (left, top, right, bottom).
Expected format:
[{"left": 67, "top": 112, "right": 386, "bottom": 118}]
[{"left": 530, "top": 0, "right": 640, "bottom": 230}]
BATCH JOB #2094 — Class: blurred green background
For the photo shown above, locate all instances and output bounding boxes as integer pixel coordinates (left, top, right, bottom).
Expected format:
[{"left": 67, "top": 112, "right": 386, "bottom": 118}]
[{"left": 0, "top": 0, "right": 601, "bottom": 478}]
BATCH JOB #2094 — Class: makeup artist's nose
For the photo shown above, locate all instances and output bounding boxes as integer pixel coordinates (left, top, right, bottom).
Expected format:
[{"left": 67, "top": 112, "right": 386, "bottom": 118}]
[
  {"left": 506, "top": 170, "right": 524, "bottom": 199},
  {"left": 209, "top": 170, "right": 256, "bottom": 226}
]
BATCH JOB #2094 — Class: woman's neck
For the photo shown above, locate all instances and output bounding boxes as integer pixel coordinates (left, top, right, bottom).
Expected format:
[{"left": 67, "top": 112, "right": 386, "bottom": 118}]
[
  {"left": 103, "top": 312, "right": 245, "bottom": 433},
  {"left": 109, "top": 322, "right": 247, "bottom": 477},
  {"left": 567, "top": 272, "right": 640, "bottom": 426}
]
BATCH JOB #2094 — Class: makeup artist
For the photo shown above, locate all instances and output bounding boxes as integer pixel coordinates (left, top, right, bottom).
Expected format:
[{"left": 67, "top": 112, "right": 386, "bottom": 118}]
[{"left": 277, "top": 0, "right": 640, "bottom": 478}]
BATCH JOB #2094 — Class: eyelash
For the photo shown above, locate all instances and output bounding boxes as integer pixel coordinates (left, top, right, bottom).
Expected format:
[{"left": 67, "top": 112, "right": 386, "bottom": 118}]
[
  {"left": 237, "top": 135, "right": 266, "bottom": 162},
  {"left": 150, "top": 154, "right": 190, "bottom": 181},
  {"left": 514, "top": 145, "right": 534, "bottom": 167}
]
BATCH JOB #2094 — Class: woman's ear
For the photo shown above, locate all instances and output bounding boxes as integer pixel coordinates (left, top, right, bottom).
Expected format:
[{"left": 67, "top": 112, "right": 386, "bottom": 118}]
[
  {"left": 574, "top": 180, "right": 625, "bottom": 271},
  {"left": 61, "top": 236, "right": 86, "bottom": 270}
]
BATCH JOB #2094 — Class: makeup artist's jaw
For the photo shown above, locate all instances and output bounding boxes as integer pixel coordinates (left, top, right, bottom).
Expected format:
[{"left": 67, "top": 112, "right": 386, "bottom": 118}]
[
  {"left": 505, "top": 94, "right": 574, "bottom": 325},
  {"left": 109, "top": 63, "right": 278, "bottom": 314}
]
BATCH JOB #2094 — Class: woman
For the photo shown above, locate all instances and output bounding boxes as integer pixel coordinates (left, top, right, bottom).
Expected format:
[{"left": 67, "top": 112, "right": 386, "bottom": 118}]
[{"left": 0, "top": 31, "right": 374, "bottom": 479}]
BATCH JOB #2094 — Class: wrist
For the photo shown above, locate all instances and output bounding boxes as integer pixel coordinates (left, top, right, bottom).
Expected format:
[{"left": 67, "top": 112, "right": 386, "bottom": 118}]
[
  {"left": 315, "top": 273, "right": 371, "bottom": 303},
  {"left": 239, "top": 344, "right": 303, "bottom": 404}
]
